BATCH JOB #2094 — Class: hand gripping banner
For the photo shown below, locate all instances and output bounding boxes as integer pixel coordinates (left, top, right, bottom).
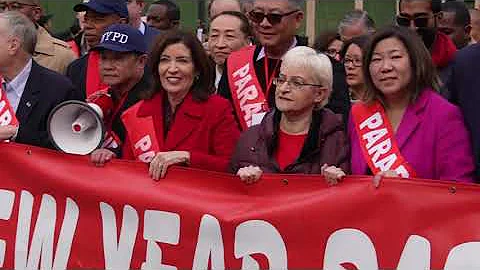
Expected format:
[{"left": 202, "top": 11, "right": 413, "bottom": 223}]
[{"left": 1, "top": 142, "right": 480, "bottom": 269}]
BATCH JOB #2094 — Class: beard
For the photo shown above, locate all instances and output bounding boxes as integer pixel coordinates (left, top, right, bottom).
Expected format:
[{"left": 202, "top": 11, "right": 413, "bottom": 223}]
[{"left": 416, "top": 27, "right": 437, "bottom": 50}]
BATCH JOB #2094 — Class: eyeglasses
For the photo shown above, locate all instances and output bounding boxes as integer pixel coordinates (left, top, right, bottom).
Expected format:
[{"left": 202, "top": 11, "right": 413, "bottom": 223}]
[
  {"left": 248, "top": 10, "right": 299, "bottom": 25},
  {"left": 396, "top": 15, "right": 432, "bottom": 28},
  {"left": 343, "top": 57, "right": 362, "bottom": 67},
  {"left": 273, "top": 77, "right": 322, "bottom": 89},
  {"left": 0, "top": 1, "right": 37, "bottom": 11}
]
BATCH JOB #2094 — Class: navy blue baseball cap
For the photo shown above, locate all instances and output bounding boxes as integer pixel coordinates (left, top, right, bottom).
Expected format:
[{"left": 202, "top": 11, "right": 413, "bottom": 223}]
[
  {"left": 93, "top": 24, "right": 147, "bottom": 54},
  {"left": 74, "top": 0, "right": 129, "bottom": 19}
]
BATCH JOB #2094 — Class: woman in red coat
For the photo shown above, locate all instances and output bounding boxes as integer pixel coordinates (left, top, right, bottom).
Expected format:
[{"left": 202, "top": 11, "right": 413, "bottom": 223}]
[{"left": 121, "top": 30, "right": 240, "bottom": 180}]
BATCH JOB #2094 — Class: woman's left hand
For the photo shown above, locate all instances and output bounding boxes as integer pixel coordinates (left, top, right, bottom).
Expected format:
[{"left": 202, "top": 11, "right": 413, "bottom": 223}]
[
  {"left": 149, "top": 151, "right": 190, "bottom": 181},
  {"left": 372, "top": 170, "right": 399, "bottom": 188}
]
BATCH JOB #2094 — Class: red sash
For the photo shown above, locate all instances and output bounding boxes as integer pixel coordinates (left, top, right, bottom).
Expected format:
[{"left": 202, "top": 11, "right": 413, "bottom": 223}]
[
  {"left": 351, "top": 101, "right": 416, "bottom": 178},
  {"left": 227, "top": 46, "right": 269, "bottom": 130},
  {"left": 86, "top": 51, "right": 108, "bottom": 98},
  {"left": 0, "top": 77, "right": 18, "bottom": 127},
  {"left": 121, "top": 104, "right": 160, "bottom": 163},
  {"left": 67, "top": 40, "right": 80, "bottom": 58}
]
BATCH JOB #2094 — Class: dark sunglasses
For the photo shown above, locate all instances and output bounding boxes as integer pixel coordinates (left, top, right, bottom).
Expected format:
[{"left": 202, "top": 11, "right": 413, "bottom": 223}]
[
  {"left": 0, "top": 1, "right": 37, "bottom": 11},
  {"left": 396, "top": 15, "right": 431, "bottom": 28},
  {"left": 248, "top": 10, "right": 299, "bottom": 25}
]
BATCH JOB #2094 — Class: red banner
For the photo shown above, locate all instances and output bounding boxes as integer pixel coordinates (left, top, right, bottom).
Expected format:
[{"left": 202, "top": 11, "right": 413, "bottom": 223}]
[{"left": 1, "top": 142, "right": 480, "bottom": 269}]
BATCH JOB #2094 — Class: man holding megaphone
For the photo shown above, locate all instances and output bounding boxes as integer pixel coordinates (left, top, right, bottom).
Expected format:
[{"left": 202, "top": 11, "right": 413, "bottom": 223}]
[{"left": 89, "top": 24, "right": 150, "bottom": 165}]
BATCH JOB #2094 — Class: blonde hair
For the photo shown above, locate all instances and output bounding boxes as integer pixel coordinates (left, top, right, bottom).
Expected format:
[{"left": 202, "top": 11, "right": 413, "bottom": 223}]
[{"left": 281, "top": 46, "right": 333, "bottom": 107}]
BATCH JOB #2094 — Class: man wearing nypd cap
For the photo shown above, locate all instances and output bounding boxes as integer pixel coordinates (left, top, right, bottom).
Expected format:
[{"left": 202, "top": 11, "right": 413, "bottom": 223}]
[
  {"left": 66, "top": 0, "right": 130, "bottom": 100},
  {"left": 88, "top": 23, "right": 150, "bottom": 165}
]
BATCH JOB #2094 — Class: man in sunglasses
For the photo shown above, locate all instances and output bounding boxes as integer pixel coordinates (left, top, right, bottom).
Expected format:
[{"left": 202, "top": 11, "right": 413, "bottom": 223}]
[
  {"left": 397, "top": 0, "right": 456, "bottom": 85},
  {"left": 0, "top": 0, "right": 76, "bottom": 75},
  {"left": 217, "top": 0, "right": 306, "bottom": 131}
]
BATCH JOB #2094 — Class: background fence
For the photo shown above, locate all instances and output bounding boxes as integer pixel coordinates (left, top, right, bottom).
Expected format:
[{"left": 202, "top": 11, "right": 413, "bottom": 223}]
[{"left": 41, "top": 0, "right": 476, "bottom": 41}]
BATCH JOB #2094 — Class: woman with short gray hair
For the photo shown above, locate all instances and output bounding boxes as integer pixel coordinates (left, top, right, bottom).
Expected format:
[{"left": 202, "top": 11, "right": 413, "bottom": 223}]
[{"left": 229, "top": 46, "right": 350, "bottom": 184}]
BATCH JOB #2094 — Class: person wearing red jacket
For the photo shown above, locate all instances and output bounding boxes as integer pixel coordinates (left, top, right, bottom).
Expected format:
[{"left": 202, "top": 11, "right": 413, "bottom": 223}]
[{"left": 121, "top": 30, "right": 241, "bottom": 180}]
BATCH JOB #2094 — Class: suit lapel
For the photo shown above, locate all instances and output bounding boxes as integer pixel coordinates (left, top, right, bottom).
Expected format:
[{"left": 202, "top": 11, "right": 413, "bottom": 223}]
[
  {"left": 164, "top": 93, "right": 204, "bottom": 150},
  {"left": 16, "top": 62, "right": 40, "bottom": 124},
  {"left": 137, "top": 92, "right": 165, "bottom": 149},
  {"left": 396, "top": 91, "right": 430, "bottom": 150}
]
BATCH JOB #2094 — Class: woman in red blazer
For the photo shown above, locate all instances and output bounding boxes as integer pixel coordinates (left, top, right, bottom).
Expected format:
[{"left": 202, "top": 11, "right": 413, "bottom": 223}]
[{"left": 121, "top": 30, "right": 240, "bottom": 180}]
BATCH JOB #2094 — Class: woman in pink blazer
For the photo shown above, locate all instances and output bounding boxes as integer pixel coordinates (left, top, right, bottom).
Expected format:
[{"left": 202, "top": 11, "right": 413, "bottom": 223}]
[{"left": 323, "top": 26, "right": 475, "bottom": 183}]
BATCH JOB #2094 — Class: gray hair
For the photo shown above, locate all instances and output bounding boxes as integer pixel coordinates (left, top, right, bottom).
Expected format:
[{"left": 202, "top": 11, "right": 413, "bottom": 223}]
[
  {"left": 281, "top": 46, "right": 333, "bottom": 108},
  {"left": 0, "top": 11, "right": 37, "bottom": 55},
  {"left": 338, "top": 10, "right": 375, "bottom": 38}
]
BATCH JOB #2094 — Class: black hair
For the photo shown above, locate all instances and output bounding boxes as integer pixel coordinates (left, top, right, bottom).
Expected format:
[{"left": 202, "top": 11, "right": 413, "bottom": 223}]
[
  {"left": 152, "top": 0, "right": 180, "bottom": 21},
  {"left": 442, "top": 0, "right": 471, "bottom": 27},
  {"left": 210, "top": 10, "right": 252, "bottom": 38}
]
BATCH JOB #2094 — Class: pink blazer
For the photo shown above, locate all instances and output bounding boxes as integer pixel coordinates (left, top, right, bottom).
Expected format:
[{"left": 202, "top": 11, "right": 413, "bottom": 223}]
[{"left": 349, "top": 89, "right": 475, "bottom": 182}]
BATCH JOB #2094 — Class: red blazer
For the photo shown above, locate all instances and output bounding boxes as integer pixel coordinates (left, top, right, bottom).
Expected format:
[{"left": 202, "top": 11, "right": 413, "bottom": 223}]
[{"left": 122, "top": 92, "right": 241, "bottom": 172}]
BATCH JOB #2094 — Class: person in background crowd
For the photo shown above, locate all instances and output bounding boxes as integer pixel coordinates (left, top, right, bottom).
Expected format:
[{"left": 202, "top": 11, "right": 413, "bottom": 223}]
[
  {"left": 0, "top": 0, "right": 76, "bottom": 75},
  {"left": 396, "top": 0, "right": 456, "bottom": 85},
  {"left": 446, "top": 31, "right": 480, "bottom": 181},
  {"left": 313, "top": 30, "right": 343, "bottom": 61},
  {"left": 322, "top": 26, "right": 475, "bottom": 185},
  {"left": 37, "top": 13, "right": 52, "bottom": 33},
  {"left": 208, "top": 11, "right": 251, "bottom": 90},
  {"left": 127, "top": 0, "right": 161, "bottom": 46},
  {"left": 438, "top": 0, "right": 471, "bottom": 49},
  {"left": 469, "top": 8, "right": 480, "bottom": 43},
  {"left": 337, "top": 10, "right": 375, "bottom": 42},
  {"left": 218, "top": 0, "right": 306, "bottom": 131},
  {"left": 339, "top": 35, "right": 369, "bottom": 103},
  {"left": 208, "top": 0, "right": 241, "bottom": 18},
  {"left": 0, "top": 11, "right": 79, "bottom": 148},
  {"left": 88, "top": 24, "right": 150, "bottom": 166},
  {"left": 241, "top": 0, "right": 254, "bottom": 15},
  {"left": 230, "top": 46, "right": 349, "bottom": 184},
  {"left": 146, "top": 0, "right": 180, "bottom": 31},
  {"left": 66, "top": 0, "right": 128, "bottom": 100},
  {"left": 121, "top": 30, "right": 240, "bottom": 180}
]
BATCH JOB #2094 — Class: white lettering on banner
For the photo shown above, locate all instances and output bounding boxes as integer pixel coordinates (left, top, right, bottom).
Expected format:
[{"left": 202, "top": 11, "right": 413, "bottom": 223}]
[
  {"left": 100, "top": 203, "right": 138, "bottom": 270},
  {"left": 14, "top": 191, "right": 79, "bottom": 270},
  {"left": 192, "top": 215, "right": 225, "bottom": 269},
  {"left": 232, "top": 63, "right": 250, "bottom": 78},
  {"left": 141, "top": 210, "right": 180, "bottom": 270},
  {"left": 324, "top": 229, "right": 379, "bottom": 269},
  {"left": 0, "top": 190, "right": 15, "bottom": 267},
  {"left": 3, "top": 188, "right": 480, "bottom": 268},
  {"left": 234, "top": 220, "right": 287, "bottom": 270},
  {"left": 135, "top": 135, "right": 155, "bottom": 163}
]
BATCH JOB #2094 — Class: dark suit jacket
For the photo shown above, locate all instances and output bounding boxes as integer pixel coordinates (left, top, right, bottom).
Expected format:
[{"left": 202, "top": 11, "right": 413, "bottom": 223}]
[
  {"left": 66, "top": 54, "right": 88, "bottom": 100},
  {"left": 143, "top": 22, "right": 161, "bottom": 48},
  {"left": 15, "top": 60, "right": 80, "bottom": 149},
  {"left": 447, "top": 43, "right": 480, "bottom": 180}
]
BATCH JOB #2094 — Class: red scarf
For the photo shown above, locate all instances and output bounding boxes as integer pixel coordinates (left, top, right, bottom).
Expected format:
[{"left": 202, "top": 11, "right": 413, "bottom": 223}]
[
  {"left": 86, "top": 51, "right": 109, "bottom": 98},
  {"left": 430, "top": 32, "right": 456, "bottom": 68}
]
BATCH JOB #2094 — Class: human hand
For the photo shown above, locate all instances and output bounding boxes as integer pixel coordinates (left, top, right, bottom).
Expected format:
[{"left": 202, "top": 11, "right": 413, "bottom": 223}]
[
  {"left": 236, "top": 165, "right": 263, "bottom": 184},
  {"left": 372, "top": 170, "right": 399, "bottom": 188},
  {"left": 90, "top": 148, "right": 116, "bottom": 166},
  {"left": 321, "top": 164, "right": 346, "bottom": 186},
  {"left": 0, "top": 125, "right": 17, "bottom": 141},
  {"left": 149, "top": 151, "right": 190, "bottom": 180}
]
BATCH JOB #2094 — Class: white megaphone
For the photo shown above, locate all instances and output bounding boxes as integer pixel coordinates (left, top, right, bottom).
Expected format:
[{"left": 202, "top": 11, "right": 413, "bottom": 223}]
[{"left": 48, "top": 100, "right": 108, "bottom": 155}]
